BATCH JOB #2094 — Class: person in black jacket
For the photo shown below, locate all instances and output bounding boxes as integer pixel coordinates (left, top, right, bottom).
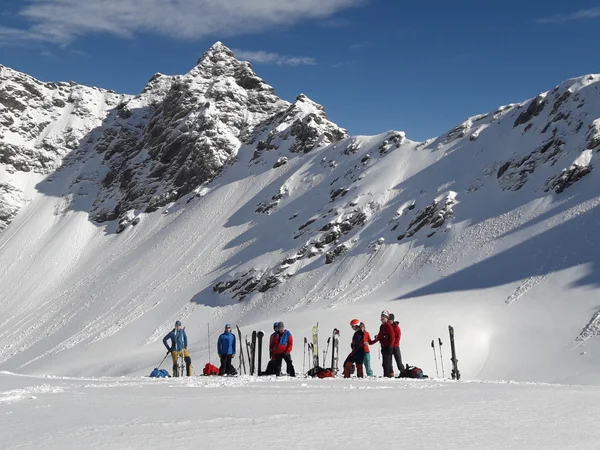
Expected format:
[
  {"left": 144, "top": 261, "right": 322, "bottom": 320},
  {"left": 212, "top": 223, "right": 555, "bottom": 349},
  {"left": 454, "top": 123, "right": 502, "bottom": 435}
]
[{"left": 343, "top": 319, "right": 365, "bottom": 378}]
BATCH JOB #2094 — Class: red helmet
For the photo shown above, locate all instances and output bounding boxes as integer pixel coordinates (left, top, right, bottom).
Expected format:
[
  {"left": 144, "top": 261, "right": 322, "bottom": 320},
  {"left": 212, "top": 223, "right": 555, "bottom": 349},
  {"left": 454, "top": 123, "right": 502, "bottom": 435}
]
[{"left": 350, "top": 319, "right": 360, "bottom": 328}]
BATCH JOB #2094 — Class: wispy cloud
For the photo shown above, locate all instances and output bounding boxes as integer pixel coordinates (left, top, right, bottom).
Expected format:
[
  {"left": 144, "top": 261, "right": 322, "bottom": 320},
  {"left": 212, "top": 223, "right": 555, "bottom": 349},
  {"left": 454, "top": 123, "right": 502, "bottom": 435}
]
[
  {"left": 233, "top": 49, "right": 317, "bottom": 66},
  {"left": 537, "top": 7, "right": 600, "bottom": 24},
  {"left": 0, "top": 0, "right": 366, "bottom": 46},
  {"left": 319, "top": 17, "right": 352, "bottom": 28},
  {"left": 331, "top": 60, "right": 356, "bottom": 69},
  {"left": 348, "top": 41, "right": 370, "bottom": 50}
]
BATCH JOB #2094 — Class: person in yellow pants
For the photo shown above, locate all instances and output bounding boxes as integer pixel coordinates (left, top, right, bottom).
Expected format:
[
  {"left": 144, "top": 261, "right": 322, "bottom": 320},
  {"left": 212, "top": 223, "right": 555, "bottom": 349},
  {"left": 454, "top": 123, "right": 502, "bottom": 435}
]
[{"left": 163, "top": 320, "right": 193, "bottom": 376}]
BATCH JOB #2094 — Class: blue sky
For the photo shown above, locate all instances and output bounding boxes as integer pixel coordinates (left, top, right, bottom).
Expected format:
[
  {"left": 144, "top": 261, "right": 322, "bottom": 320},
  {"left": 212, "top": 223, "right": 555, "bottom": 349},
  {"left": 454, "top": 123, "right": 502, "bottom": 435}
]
[{"left": 1, "top": 0, "right": 599, "bottom": 141}]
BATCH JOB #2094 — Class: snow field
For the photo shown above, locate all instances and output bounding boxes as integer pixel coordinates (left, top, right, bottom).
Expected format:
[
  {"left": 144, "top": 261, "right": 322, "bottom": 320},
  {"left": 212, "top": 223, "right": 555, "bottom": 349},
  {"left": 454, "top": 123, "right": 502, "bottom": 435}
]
[{"left": 1, "top": 372, "right": 600, "bottom": 449}]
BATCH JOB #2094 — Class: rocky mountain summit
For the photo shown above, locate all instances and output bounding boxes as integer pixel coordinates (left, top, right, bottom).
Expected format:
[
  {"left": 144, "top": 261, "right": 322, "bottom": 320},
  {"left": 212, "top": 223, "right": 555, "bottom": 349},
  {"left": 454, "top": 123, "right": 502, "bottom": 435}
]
[{"left": 0, "top": 42, "right": 346, "bottom": 227}]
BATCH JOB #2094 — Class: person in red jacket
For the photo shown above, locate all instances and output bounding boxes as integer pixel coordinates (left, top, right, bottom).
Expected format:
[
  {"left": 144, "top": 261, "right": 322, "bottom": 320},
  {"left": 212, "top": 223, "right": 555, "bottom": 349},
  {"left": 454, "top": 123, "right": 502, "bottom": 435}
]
[
  {"left": 271, "top": 322, "right": 296, "bottom": 377},
  {"left": 361, "top": 322, "right": 374, "bottom": 376},
  {"left": 370, "top": 310, "right": 395, "bottom": 377},
  {"left": 389, "top": 313, "right": 404, "bottom": 373}
]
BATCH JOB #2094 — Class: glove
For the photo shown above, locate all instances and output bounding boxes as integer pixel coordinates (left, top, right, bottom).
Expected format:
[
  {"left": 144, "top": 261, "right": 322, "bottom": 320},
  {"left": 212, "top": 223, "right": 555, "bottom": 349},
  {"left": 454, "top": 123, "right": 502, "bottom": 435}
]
[{"left": 165, "top": 350, "right": 171, "bottom": 356}]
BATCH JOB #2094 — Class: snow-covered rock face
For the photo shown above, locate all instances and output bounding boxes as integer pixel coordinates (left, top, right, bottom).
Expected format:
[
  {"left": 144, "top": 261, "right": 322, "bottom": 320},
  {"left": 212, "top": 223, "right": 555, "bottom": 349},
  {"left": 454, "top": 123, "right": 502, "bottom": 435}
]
[
  {"left": 0, "top": 65, "right": 125, "bottom": 173},
  {"left": 91, "top": 43, "right": 296, "bottom": 220},
  {"left": 0, "top": 42, "right": 346, "bottom": 224}
]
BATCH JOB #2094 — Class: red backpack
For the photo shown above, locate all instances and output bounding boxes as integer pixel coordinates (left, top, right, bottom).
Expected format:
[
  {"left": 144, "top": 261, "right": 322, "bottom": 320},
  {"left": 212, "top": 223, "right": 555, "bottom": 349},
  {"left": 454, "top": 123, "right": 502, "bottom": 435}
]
[
  {"left": 317, "top": 368, "right": 335, "bottom": 378},
  {"left": 203, "top": 363, "right": 220, "bottom": 376}
]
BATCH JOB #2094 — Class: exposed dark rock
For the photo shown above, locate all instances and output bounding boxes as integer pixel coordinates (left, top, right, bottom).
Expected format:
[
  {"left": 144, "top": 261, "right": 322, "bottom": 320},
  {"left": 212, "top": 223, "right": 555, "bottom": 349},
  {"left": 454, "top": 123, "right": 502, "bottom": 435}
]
[
  {"left": 397, "top": 194, "right": 457, "bottom": 240},
  {"left": 514, "top": 95, "right": 547, "bottom": 127},
  {"left": 545, "top": 152, "right": 592, "bottom": 194},
  {"left": 298, "top": 218, "right": 316, "bottom": 231},
  {"left": 273, "top": 157, "right": 288, "bottom": 168},
  {"left": 325, "top": 244, "right": 349, "bottom": 264}
]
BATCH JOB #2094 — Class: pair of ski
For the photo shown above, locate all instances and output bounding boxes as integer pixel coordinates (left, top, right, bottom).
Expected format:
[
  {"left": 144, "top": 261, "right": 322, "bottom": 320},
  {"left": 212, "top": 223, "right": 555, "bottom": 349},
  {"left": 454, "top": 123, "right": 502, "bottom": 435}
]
[
  {"left": 303, "top": 324, "right": 340, "bottom": 375},
  {"left": 431, "top": 326, "right": 461, "bottom": 380},
  {"left": 235, "top": 326, "right": 265, "bottom": 376}
]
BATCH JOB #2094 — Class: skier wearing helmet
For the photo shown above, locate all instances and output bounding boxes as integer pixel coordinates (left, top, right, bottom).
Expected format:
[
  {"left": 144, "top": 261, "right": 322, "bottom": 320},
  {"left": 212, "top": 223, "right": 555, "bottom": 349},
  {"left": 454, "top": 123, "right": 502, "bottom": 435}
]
[
  {"left": 370, "top": 310, "right": 395, "bottom": 377},
  {"left": 163, "top": 320, "right": 193, "bottom": 377},
  {"left": 343, "top": 319, "right": 365, "bottom": 378}
]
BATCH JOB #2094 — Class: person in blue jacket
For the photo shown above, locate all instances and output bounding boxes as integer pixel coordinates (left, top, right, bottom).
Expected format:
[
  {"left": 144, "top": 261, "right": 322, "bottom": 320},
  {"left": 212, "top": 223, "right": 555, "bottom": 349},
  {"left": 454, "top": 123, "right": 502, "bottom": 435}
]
[
  {"left": 217, "top": 324, "right": 236, "bottom": 376},
  {"left": 163, "top": 320, "right": 192, "bottom": 377}
]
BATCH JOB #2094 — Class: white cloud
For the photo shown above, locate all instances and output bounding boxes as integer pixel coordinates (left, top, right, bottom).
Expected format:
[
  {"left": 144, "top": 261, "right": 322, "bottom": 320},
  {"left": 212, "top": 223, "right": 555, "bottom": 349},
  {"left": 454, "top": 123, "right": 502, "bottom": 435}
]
[
  {"left": 537, "top": 7, "right": 600, "bottom": 24},
  {"left": 0, "top": 0, "right": 365, "bottom": 46},
  {"left": 233, "top": 49, "right": 317, "bottom": 66},
  {"left": 331, "top": 60, "right": 356, "bottom": 69}
]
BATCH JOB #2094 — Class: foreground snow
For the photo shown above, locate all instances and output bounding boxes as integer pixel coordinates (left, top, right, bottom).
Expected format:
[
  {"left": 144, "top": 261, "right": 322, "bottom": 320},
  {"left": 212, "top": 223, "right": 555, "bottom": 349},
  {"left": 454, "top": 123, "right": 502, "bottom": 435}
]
[{"left": 1, "top": 372, "right": 599, "bottom": 450}]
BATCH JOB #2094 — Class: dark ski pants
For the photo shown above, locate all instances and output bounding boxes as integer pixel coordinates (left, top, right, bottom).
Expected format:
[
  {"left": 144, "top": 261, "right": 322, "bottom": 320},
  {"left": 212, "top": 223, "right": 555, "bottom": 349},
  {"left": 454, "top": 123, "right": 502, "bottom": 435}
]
[
  {"left": 381, "top": 347, "right": 394, "bottom": 377},
  {"left": 219, "top": 354, "right": 235, "bottom": 376},
  {"left": 273, "top": 353, "right": 296, "bottom": 377},
  {"left": 392, "top": 346, "right": 404, "bottom": 372}
]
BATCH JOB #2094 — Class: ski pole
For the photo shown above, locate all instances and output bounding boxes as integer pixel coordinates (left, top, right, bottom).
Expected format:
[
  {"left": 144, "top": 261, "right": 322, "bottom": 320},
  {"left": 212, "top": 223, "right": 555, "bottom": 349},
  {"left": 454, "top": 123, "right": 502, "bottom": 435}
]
[
  {"left": 431, "top": 340, "right": 439, "bottom": 378},
  {"left": 323, "top": 337, "right": 331, "bottom": 368},
  {"left": 157, "top": 352, "right": 169, "bottom": 369},
  {"left": 303, "top": 337, "right": 307, "bottom": 375},
  {"left": 208, "top": 323, "right": 211, "bottom": 365},
  {"left": 438, "top": 337, "right": 445, "bottom": 379}
]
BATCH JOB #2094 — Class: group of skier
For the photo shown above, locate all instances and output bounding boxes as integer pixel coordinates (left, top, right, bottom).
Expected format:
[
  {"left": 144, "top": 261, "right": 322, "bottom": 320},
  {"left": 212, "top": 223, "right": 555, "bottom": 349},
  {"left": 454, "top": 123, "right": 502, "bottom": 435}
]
[
  {"left": 162, "top": 310, "right": 404, "bottom": 378},
  {"left": 343, "top": 310, "right": 404, "bottom": 379}
]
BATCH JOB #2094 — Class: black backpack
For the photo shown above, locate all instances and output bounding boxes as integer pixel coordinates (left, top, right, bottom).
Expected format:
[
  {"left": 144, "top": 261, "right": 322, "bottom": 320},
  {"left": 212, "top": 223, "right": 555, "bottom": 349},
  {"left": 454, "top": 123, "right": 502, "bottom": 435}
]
[{"left": 398, "top": 365, "right": 428, "bottom": 379}]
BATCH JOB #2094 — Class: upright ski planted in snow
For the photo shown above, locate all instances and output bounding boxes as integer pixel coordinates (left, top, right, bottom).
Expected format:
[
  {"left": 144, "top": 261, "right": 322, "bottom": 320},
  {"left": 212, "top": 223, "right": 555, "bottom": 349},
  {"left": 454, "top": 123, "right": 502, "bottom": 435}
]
[
  {"left": 236, "top": 325, "right": 246, "bottom": 375},
  {"left": 250, "top": 330, "right": 257, "bottom": 376},
  {"left": 312, "top": 324, "right": 319, "bottom": 369},
  {"left": 256, "top": 331, "right": 264, "bottom": 376},
  {"left": 448, "top": 326, "right": 461, "bottom": 380},
  {"left": 245, "top": 337, "right": 252, "bottom": 375},
  {"left": 331, "top": 328, "right": 340, "bottom": 374}
]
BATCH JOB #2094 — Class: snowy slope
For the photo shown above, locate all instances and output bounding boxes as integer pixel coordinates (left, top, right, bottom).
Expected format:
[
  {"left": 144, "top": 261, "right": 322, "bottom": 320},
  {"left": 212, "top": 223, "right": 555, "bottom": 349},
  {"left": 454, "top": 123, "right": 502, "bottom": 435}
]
[{"left": 1, "top": 44, "right": 600, "bottom": 385}]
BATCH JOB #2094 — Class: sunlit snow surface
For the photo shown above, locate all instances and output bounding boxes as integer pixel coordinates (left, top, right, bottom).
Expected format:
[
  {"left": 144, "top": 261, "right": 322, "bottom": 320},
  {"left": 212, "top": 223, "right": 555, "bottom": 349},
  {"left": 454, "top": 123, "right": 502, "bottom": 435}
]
[{"left": 1, "top": 372, "right": 599, "bottom": 449}]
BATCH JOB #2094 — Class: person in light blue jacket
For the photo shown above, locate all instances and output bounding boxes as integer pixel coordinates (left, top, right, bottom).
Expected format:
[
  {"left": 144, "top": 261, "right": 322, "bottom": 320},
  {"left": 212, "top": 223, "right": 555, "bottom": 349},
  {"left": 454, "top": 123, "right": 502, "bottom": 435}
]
[
  {"left": 217, "top": 324, "right": 236, "bottom": 375},
  {"left": 163, "top": 320, "right": 192, "bottom": 376}
]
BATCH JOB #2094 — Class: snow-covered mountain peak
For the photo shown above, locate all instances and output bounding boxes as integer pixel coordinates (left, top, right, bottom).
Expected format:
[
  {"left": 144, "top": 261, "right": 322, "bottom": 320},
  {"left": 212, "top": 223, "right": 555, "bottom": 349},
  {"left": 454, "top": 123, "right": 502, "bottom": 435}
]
[{"left": 196, "top": 41, "right": 236, "bottom": 66}]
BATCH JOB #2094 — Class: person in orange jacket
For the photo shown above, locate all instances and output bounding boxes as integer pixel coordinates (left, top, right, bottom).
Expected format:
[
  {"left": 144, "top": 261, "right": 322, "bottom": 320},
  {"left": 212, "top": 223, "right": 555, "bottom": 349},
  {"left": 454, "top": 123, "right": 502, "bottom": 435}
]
[
  {"left": 361, "top": 322, "right": 374, "bottom": 376},
  {"left": 344, "top": 319, "right": 365, "bottom": 378}
]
